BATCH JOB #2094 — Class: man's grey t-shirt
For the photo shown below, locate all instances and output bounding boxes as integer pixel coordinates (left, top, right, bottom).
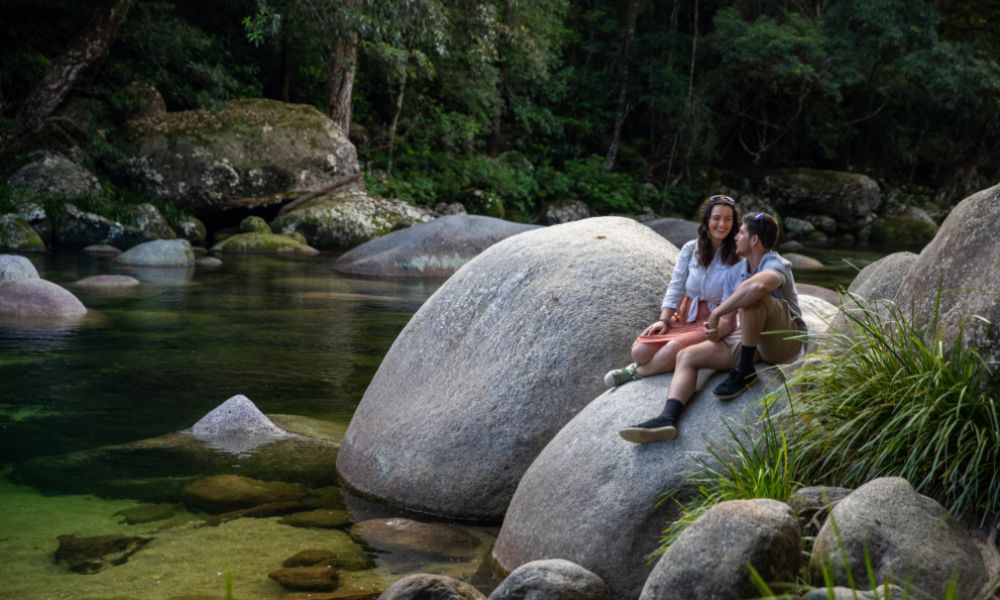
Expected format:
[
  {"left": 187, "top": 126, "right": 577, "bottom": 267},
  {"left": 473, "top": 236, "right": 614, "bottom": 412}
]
[{"left": 728, "top": 251, "right": 804, "bottom": 327}]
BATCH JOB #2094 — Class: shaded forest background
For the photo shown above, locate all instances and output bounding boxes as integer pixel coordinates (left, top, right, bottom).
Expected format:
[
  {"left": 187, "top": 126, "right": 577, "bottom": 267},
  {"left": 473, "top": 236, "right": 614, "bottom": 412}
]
[{"left": 3, "top": 0, "right": 1000, "bottom": 221}]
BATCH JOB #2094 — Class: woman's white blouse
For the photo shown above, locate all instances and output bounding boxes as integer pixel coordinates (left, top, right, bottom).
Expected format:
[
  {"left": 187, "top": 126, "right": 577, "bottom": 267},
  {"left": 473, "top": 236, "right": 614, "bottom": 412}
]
[{"left": 661, "top": 240, "right": 743, "bottom": 322}]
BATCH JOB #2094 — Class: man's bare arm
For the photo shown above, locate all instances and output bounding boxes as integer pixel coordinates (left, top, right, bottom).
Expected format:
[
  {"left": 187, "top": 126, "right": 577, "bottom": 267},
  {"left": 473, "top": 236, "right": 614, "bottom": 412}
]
[{"left": 707, "top": 271, "right": 783, "bottom": 328}]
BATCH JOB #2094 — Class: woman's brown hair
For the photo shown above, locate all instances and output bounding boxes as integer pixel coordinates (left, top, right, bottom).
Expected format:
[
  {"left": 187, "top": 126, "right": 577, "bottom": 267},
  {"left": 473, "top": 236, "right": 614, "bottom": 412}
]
[{"left": 696, "top": 194, "right": 740, "bottom": 268}]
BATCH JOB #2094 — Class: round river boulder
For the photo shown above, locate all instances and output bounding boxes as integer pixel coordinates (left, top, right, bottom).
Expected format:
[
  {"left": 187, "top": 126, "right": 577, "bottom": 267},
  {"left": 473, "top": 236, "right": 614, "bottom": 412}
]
[
  {"left": 0, "top": 279, "right": 87, "bottom": 318},
  {"left": 336, "top": 217, "right": 679, "bottom": 520},
  {"left": 333, "top": 214, "right": 538, "bottom": 277}
]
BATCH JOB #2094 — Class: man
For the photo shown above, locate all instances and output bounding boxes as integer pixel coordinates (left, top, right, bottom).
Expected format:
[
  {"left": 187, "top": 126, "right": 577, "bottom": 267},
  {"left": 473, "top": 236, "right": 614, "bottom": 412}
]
[{"left": 619, "top": 212, "right": 805, "bottom": 444}]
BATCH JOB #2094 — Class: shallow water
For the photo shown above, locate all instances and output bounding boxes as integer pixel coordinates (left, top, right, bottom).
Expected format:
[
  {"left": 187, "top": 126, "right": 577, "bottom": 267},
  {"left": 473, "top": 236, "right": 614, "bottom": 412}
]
[{"left": 0, "top": 252, "right": 502, "bottom": 600}]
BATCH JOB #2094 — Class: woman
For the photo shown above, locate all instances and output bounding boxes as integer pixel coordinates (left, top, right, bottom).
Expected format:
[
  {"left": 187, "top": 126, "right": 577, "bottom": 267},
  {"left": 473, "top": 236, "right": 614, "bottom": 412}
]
[{"left": 604, "top": 194, "right": 743, "bottom": 386}]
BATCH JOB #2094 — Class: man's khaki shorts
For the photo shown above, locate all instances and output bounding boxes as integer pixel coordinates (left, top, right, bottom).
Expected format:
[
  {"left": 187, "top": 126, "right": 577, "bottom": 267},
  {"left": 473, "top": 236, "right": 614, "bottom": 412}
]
[{"left": 726, "top": 295, "right": 805, "bottom": 364}]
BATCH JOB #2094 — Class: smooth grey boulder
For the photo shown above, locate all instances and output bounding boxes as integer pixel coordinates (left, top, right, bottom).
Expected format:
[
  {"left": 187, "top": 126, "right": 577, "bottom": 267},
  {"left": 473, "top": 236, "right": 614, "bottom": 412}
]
[
  {"left": 7, "top": 152, "right": 101, "bottom": 202},
  {"left": 644, "top": 218, "right": 698, "bottom": 248},
  {"left": 810, "top": 477, "right": 988, "bottom": 600},
  {"left": 379, "top": 574, "right": 486, "bottom": 600},
  {"left": 847, "top": 252, "right": 917, "bottom": 302},
  {"left": 640, "top": 499, "right": 801, "bottom": 600},
  {"left": 71, "top": 275, "right": 141, "bottom": 289},
  {"left": 544, "top": 199, "right": 590, "bottom": 225},
  {"left": 493, "top": 295, "right": 835, "bottom": 600},
  {"left": 333, "top": 214, "right": 539, "bottom": 277},
  {"left": 782, "top": 216, "right": 815, "bottom": 240},
  {"left": 0, "top": 254, "right": 40, "bottom": 281},
  {"left": 189, "top": 394, "right": 294, "bottom": 455},
  {"left": 489, "top": 559, "right": 611, "bottom": 600},
  {"left": 0, "top": 279, "right": 87, "bottom": 317},
  {"left": 114, "top": 239, "right": 195, "bottom": 267},
  {"left": 272, "top": 188, "right": 434, "bottom": 250},
  {"left": 894, "top": 184, "right": 1000, "bottom": 364},
  {"left": 119, "top": 98, "right": 359, "bottom": 215},
  {"left": 765, "top": 169, "right": 881, "bottom": 228},
  {"left": 782, "top": 252, "right": 824, "bottom": 269},
  {"left": 788, "top": 486, "right": 853, "bottom": 539},
  {"left": 336, "top": 217, "right": 680, "bottom": 520},
  {"left": 492, "top": 368, "right": 787, "bottom": 600}
]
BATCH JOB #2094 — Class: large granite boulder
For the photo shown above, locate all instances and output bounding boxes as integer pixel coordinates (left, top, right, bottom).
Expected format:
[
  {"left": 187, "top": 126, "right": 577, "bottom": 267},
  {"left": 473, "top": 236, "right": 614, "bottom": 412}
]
[
  {"left": 336, "top": 217, "right": 680, "bottom": 520},
  {"left": 333, "top": 215, "right": 539, "bottom": 277},
  {"left": 765, "top": 169, "right": 881, "bottom": 231},
  {"left": 894, "top": 184, "right": 1000, "bottom": 364},
  {"left": 644, "top": 218, "right": 697, "bottom": 248},
  {"left": 639, "top": 500, "right": 801, "bottom": 600},
  {"left": 489, "top": 559, "right": 611, "bottom": 600},
  {"left": 0, "top": 254, "right": 40, "bottom": 281},
  {"left": 0, "top": 278, "right": 87, "bottom": 318},
  {"left": 119, "top": 99, "right": 360, "bottom": 215},
  {"left": 0, "top": 214, "right": 46, "bottom": 251},
  {"left": 271, "top": 188, "right": 434, "bottom": 250},
  {"left": 847, "top": 252, "right": 917, "bottom": 302},
  {"left": 114, "top": 239, "right": 195, "bottom": 267},
  {"left": 810, "top": 477, "right": 988, "bottom": 600},
  {"left": 7, "top": 152, "right": 101, "bottom": 202},
  {"left": 55, "top": 204, "right": 152, "bottom": 249},
  {"left": 492, "top": 294, "right": 836, "bottom": 599}
]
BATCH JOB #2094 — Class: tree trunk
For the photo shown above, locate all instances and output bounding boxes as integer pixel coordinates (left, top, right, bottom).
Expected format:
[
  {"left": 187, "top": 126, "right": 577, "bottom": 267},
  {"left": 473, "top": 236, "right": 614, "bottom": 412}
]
[
  {"left": 387, "top": 57, "right": 409, "bottom": 176},
  {"left": 16, "top": 0, "right": 131, "bottom": 133},
  {"left": 324, "top": 12, "right": 358, "bottom": 137},
  {"left": 604, "top": 0, "right": 640, "bottom": 171}
]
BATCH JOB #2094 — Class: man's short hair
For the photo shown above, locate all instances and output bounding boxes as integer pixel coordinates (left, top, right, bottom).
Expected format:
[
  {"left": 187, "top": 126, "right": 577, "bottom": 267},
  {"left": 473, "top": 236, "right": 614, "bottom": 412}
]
[{"left": 743, "top": 212, "right": 780, "bottom": 249}]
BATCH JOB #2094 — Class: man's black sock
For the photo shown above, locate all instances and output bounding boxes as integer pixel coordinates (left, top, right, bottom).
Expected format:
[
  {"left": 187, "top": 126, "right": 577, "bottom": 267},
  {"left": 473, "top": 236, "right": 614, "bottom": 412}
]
[
  {"left": 737, "top": 345, "right": 756, "bottom": 374},
  {"left": 659, "top": 398, "right": 685, "bottom": 425}
]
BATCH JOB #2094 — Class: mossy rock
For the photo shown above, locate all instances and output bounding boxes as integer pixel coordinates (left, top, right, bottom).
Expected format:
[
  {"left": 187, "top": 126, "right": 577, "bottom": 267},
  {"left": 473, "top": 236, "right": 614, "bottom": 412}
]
[
  {"left": 241, "top": 215, "right": 272, "bottom": 234},
  {"left": 0, "top": 214, "right": 46, "bottom": 251},
  {"left": 210, "top": 232, "right": 319, "bottom": 255},
  {"left": 868, "top": 215, "right": 938, "bottom": 246}
]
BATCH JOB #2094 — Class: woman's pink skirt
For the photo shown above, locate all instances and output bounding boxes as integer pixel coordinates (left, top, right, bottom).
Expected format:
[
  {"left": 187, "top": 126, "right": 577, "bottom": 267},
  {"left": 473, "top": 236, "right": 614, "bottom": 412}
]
[{"left": 633, "top": 296, "right": 711, "bottom": 349}]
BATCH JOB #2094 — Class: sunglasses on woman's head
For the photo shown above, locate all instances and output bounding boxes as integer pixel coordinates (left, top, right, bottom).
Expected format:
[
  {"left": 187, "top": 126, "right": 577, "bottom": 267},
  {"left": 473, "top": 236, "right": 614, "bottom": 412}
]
[
  {"left": 754, "top": 212, "right": 765, "bottom": 222},
  {"left": 708, "top": 195, "right": 735, "bottom": 205}
]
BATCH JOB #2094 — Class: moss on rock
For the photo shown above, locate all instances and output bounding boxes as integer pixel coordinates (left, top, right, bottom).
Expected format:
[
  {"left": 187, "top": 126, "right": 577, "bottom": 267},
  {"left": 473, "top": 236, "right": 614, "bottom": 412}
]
[
  {"left": 0, "top": 214, "right": 46, "bottom": 251},
  {"left": 868, "top": 215, "right": 938, "bottom": 246},
  {"left": 240, "top": 215, "right": 272, "bottom": 234},
  {"left": 210, "top": 232, "right": 319, "bottom": 255}
]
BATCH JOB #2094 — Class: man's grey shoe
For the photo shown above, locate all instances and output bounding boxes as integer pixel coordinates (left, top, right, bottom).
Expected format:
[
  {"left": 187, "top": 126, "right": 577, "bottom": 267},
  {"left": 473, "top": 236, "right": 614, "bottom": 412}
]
[
  {"left": 604, "top": 362, "right": 642, "bottom": 387},
  {"left": 712, "top": 367, "right": 758, "bottom": 400},
  {"left": 619, "top": 416, "right": 677, "bottom": 443}
]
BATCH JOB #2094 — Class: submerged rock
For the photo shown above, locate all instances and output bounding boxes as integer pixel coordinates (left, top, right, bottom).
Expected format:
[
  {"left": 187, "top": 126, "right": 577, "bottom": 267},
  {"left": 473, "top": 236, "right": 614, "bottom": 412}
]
[
  {"left": 114, "top": 503, "right": 178, "bottom": 525},
  {"left": 54, "top": 533, "right": 153, "bottom": 574},
  {"left": 210, "top": 231, "right": 320, "bottom": 255},
  {"left": 279, "top": 509, "right": 351, "bottom": 529},
  {"left": 181, "top": 474, "right": 305, "bottom": 513},
  {"left": 349, "top": 518, "right": 482, "bottom": 560},
  {"left": 72, "top": 274, "right": 141, "bottom": 289},
  {"left": 269, "top": 566, "right": 340, "bottom": 591}
]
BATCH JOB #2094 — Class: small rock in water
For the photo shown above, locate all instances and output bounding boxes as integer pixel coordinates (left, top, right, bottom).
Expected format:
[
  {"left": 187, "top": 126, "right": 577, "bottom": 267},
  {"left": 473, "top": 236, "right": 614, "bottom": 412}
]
[
  {"left": 54, "top": 533, "right": 153, "bottom": 573},
  {"left": 196, "top": 256, "right": 222, "bottom": 267},
  {"left": 82, "top": 244, "right": 122, "bottom": 256},
  {"left": 283, "top": 549, "right": 338, "bottom": 568},
  {"left": 181, "top": 474, "right": 304, "bottom": 513},
  {"left": 73, "top": 274, "right": 141, "bottom": 289},
  {"left": 349, "top": 518, "right": 481, "bottom": 559},
  {"left": 191, "top": 394, "right": 286, "bottom": 437},
  {"left": 279, "top": 509, "right": 351, "bottom": 529},
  {"left": 114, "top": 503, "right": 177, "bottom": 525},
  {"left": 268, "top": 566, "right": 339, "bottom": 591},
  {"left": 379, "top": 574, "right": 485, "bottom": 600}
]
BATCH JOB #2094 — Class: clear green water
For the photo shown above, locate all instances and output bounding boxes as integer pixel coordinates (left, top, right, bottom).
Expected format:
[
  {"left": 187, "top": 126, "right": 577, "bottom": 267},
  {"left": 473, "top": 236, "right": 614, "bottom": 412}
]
[{"left": 0, "top": 253, "right": 503, "bottom": 600}]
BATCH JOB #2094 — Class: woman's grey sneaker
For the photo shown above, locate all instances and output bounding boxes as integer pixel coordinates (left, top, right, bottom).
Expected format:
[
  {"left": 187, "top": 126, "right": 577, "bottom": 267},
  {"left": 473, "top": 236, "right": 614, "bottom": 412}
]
[
  {"left": 712, "top": 367, "right": 758, "bottom": 400},
  {"left": 619, "top": 416, "right": 677, "bottom": 443},
  {"left": 604, "top": 362, "right": 642, "bottom": 387}
]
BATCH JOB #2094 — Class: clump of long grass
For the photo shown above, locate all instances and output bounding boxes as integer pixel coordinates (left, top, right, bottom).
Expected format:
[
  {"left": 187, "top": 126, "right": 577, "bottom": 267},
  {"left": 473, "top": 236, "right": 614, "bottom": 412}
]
[
  {"left": 789, "top": 293, "right": 1000, "bottom": 522},
  {"left": 651, "top": 400, "right": 801, "bottom": 559}
]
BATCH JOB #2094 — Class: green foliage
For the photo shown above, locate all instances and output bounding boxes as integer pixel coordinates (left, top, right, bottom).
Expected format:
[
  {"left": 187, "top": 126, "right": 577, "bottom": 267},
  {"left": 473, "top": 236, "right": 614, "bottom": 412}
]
[
  {"left": 789, "top": 295, "right": 1000, "bottom": 522},
  {"left": 651, "top": 402, "right": 801, "bottom": 560}
]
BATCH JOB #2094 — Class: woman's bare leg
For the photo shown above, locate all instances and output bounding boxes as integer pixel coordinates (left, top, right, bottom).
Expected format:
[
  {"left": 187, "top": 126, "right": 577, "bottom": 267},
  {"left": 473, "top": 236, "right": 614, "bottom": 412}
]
[
  {"left": 668, "top": 340, "right": 738, "bottom": 404},
  {"left": 634, "top": 341, "right": 683, "bottom": 376}
]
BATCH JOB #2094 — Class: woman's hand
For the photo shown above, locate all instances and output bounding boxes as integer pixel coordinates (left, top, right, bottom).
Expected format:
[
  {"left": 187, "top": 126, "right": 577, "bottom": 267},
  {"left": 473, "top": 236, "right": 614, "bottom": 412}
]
[{"left": 642, "top": 319, "right": 669, "bottom": 336}]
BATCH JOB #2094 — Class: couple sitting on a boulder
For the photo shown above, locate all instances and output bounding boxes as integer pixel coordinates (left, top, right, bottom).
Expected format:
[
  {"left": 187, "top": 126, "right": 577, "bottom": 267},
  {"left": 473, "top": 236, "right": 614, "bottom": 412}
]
[{"left": 604, "top": 194, "right": 806, "bottom": 444}]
